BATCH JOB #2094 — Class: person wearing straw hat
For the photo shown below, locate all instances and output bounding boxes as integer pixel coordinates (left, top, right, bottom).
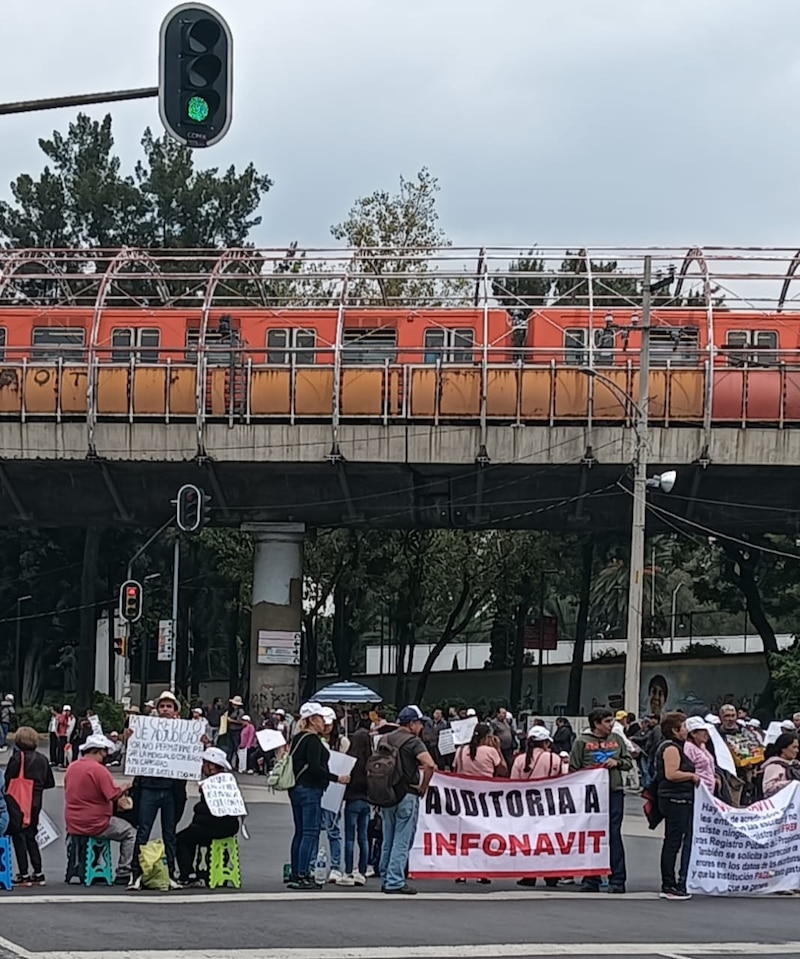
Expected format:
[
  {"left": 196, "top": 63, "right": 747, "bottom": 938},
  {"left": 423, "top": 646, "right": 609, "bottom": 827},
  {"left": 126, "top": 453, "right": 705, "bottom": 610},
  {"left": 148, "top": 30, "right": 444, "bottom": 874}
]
[{"left": 224, "top": 696, "right": 246, "bottom": 768}]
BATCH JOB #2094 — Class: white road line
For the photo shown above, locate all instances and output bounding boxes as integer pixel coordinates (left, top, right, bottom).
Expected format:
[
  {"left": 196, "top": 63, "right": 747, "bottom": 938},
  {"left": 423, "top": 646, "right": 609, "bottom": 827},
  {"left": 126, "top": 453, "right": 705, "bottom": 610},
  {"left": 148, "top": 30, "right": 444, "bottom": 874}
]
[
  {"left": 17, "top": 942, "right": 800, "bottom": 959},
  {"left": 0, "top": 890, "right": 660, "bottom": 905}
]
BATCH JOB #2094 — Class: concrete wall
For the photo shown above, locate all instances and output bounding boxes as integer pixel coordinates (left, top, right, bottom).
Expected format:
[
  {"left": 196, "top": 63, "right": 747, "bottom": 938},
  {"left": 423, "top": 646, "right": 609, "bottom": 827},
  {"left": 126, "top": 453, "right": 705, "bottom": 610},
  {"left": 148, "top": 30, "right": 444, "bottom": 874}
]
[{"left": 353, "top": 653, "right": 770, "bottom": 716}]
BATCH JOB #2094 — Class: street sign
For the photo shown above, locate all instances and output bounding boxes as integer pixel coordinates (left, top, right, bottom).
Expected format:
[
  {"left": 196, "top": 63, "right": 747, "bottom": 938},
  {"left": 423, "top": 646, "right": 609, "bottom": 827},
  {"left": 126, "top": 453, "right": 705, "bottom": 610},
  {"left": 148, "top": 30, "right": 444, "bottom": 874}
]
[{"left": 524, "top": 617, "right": 559, "bottom": 651}]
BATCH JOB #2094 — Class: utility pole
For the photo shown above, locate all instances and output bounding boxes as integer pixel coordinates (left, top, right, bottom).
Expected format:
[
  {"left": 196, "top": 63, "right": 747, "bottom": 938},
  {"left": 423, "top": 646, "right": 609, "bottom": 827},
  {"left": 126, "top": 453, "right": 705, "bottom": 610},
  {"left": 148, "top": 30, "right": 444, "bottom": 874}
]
[
  {"left": 623, "top": 255, "right": 652, "bottom": 716},
  {"left": 170, "top": 538, "right": 180, "bottom": 694}
]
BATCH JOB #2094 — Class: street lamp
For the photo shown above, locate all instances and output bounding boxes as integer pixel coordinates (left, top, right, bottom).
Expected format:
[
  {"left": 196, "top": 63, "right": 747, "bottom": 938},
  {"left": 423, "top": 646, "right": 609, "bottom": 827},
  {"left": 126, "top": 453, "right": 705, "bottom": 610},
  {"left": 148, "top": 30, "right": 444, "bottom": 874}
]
[{"left": 15, "top": 594, "right": 32, "bottom": 701}]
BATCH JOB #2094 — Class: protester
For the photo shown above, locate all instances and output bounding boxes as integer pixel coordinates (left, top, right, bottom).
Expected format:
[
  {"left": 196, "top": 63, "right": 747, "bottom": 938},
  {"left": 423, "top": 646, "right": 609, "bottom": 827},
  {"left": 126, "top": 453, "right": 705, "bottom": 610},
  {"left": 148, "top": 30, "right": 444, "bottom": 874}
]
[
  {"left": 224, "top": 696, "right": 246, "bottom": 767},
  {"left": 569, "top": 707, "right": 632, "bottom": 894},
  {"left": 490, "top": 707, "right": 518, "bottom": 770},
  {"left": 206, "top": 698, "right": 223, "bottom": 745},
  {"left": 56, "top": 705, "right": 75, "bottom": 768},
  {"left": 63, "top": 734, "right": 136, "bottom": 886},
  {"left": 0, "top": 694, "right": 16, "bottom": 752},
  {"left": 286, "top": 702, "right": 350, "bottom": 890},
  {"left": 552, "top": 716, "right": 575, "bottom": 754},
  {"left": 5, "top": 725, "right": 55, "bottom": 885},
  {"left": 176, "top": 747, "right": 240, "bottom": 886},
  {"left": 453, "top": 723, "right": 507, "bottom": 778},
  {"left": 656, "top": 712, "right": 699, "bottom": 901},
  {"left": 319, "top": 706, "right": 349, "bottom": 882},
  {"left": 762, "top": 732, "right": 800, "bottom": 797},
  {"left": 373, "top": 704, "right": 435, "bottom": 896},
  {"left": 127, "top": 690, "right": 188, "bottom": 891},
  {"left": 683, "top": 717, "right": 718, "bottom": 794},
  {"left": 239, "top": 715, "right": 257, "bottom": 774},
  {"left": 336, "top": 721, "right": 372, "bottom": 887}
]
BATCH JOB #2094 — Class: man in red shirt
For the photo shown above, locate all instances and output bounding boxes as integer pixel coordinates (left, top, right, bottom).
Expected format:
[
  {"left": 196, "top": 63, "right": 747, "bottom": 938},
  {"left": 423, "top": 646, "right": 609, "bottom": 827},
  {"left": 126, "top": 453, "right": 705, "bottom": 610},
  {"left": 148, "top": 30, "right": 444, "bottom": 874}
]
[{"left": 64, "top": 733, "right": 136, "bottom": 884}]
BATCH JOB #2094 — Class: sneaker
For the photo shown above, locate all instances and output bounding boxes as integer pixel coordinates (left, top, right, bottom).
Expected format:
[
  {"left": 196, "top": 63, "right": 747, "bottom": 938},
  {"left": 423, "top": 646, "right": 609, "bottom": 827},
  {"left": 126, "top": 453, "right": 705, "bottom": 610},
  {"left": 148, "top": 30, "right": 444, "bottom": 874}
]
[
  {"left": 352, "top": 871, "right": 366, "bottom": 886},
  {"left": 13, "top": 874, "right": 31, "bottom": 886},
  {"left": 454, "top": 877, "right": 467, "bottom": 884},
  {"left": 114, "top": 875, "right": 130, "bottom": 886},
  {"left": 580, "top": 882, "right": 601, "bottom": 893},
  {"left": 365, "top": 866, "right": 375, "bottom": 878},
  {"left": 168, "top": 878, "right": 182, "bottom": 890},
  {"left": 328, "top": 868, "right": 344, "bottom": 883},
  {"left": 30, "top": 874, "right": 46, "bottom": 887},
  {"left": 476, "top": 878, "right": 492, "bottom": 885},
  {"left": 608, "top": 884, "right": 626, "bottom": 894},
  {"left": 517, "top": 878, "right": 537, "bottom": 887},
  {"left": 383, "top": 884, "right": 417, "bottom": 895},
  {"left": 335, "top": 874, "right": 355, "bottom": 886},
  {"left": 127, "top": 875, "right": 142, "bottom": 891}
]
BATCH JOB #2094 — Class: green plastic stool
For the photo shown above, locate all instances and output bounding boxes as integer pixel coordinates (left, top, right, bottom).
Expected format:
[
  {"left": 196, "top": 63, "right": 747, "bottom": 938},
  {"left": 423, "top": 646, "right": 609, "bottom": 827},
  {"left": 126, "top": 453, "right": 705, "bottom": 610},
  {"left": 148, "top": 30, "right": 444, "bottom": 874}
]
[
  {"left": 208, "top": 837, "right": 241, "bottom": 889},
  {"left": 65, "top": 836, "right": 113, "bottom": 886}
]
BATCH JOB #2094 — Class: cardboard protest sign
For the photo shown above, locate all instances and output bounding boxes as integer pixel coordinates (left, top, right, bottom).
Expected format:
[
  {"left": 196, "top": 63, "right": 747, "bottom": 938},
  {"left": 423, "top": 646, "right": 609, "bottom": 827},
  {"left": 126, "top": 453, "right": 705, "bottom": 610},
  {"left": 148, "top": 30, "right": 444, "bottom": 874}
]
[
  {"left": 124, "top": 715, "right": 206, "bottom": 781},
  {"left": 437, "top": 728, "right": 456, "bottom": 756},
  {"left": 689, "top": 783, "right": 800, "bottom": 895},
  {"left": 450, "top": 717, "right": 478, "bottom": 746},
  {"left": 36, "top": 810, "right": 59, "bottom": 850},
  {"left": 321, "top": 752, "right": 357, "bottom": 814},
  {"left": 256, "top": 728, "right": 286, "bottom": 753},
  {"left": 409, "top": 768, "right": 609, "bottom": 879},
  {"left": 199, "top": 772, "right": 247, "bottom": 818}
]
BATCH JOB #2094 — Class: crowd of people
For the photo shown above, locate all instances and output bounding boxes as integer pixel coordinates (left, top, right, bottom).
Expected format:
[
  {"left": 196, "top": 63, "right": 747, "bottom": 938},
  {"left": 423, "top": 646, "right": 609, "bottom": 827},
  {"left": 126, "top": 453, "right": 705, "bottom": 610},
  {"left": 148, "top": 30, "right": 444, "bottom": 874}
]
[{"left": 0, "top": 689, "right": 799, "bottom": 898}]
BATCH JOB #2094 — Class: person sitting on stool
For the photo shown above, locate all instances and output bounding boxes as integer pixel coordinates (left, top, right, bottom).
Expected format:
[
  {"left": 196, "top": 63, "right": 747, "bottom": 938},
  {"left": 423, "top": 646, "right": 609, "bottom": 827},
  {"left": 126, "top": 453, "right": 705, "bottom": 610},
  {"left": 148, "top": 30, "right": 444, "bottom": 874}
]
[{"left": 176, "top": 747, "right": 240, "bottom": 886}]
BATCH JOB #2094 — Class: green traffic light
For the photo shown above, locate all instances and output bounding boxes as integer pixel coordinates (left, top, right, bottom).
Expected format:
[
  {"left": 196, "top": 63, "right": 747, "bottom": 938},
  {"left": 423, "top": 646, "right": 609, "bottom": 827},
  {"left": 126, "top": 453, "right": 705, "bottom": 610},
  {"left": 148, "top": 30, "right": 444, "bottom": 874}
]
[{"left": 187, "top": 96, "right": 210, "bottom": 122}]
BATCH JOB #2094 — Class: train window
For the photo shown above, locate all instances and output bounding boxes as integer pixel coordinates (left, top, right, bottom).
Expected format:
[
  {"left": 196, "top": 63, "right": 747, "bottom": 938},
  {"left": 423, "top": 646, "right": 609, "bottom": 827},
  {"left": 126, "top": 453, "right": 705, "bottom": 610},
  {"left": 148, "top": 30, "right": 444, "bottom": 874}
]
[
  {"left": 32, "top": 327, "right": 86, "bottom": 361},
  {"left": 423, "top": 328, "right": 475, "bottom": 363},
  {"left": 266, "top": 329, "right": 316, "bottom": 365},
  {"left": 342, "top": 328, "right": 397, "bottom": 364},
  {"left": 564, "top": 328, "right": 614, "bottom": 365},
  {"left": 650, "top": 327, "right": 700, "bottom": 366},
  {"left": 111, "top": 328, "right": 161, "bottom": 363},
  {"left": 186, "top": 326, "right": 240, "bottom": 365},
  {"left": 564, "top": 329, "right": 587, "bottom": 364},
  {"left": 725, "top": 330, "right": 778, "bottom": 366},
  {"left": 0, "top": 327, "right": 5, "bottom": 362}
]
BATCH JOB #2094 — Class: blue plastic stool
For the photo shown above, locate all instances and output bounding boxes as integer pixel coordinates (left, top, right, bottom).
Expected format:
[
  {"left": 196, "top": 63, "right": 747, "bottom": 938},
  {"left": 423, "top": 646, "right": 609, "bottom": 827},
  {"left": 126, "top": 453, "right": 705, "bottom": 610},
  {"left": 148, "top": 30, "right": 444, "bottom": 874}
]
[
  {"left": 0, "top": 837, "right": 13, "bottom": 890},
  {"left": 65, "top": 835, "right": 114, "bottom": 886}
]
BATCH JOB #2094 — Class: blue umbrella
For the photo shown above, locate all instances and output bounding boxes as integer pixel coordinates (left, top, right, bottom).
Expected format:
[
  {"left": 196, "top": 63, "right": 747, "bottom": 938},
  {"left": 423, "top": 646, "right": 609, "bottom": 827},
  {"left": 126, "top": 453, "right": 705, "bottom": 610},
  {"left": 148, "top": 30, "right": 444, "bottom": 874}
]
[{"left": 313, "top": 680, "right": 382, "bottom": 704}]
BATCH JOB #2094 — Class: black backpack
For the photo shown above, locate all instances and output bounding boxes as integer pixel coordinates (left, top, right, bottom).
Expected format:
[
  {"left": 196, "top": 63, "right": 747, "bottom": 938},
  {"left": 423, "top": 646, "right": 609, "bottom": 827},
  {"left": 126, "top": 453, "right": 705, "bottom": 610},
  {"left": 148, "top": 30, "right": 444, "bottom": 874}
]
[{"left": 366, "top": 730, "right": 413, "bottom": 807}]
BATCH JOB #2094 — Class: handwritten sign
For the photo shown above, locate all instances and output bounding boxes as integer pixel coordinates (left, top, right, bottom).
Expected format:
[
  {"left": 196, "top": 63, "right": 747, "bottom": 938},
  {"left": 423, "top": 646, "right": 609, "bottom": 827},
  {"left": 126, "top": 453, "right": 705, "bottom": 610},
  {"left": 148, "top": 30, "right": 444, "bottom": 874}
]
[
  {"left": 36, "top": 810, "right": 59, "bottom": 850},
  {"left": 450, "top": 717, "right": 478, "bottom": 746},
  {"left": 88, "top": 715, "right": 103, "bottom": 735},
  {"left": 199, "top": 773, "right": 247, "bottom": 818},
  {"left": 321, "top": 751, "right": 357, "bottom": 814},
  {"left": 124, "top": 715, "right": 206, "bottom": 781},
  {"left": 437, "top": 728, "right": 456, "bottom": 755}
]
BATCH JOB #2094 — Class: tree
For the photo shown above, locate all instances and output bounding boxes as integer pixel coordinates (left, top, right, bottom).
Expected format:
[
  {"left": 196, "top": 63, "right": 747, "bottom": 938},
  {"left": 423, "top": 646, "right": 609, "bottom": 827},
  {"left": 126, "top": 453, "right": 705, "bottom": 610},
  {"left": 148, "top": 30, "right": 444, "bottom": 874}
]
[{"left": 330, "top": 167, "right": 467, "bottom": 306}]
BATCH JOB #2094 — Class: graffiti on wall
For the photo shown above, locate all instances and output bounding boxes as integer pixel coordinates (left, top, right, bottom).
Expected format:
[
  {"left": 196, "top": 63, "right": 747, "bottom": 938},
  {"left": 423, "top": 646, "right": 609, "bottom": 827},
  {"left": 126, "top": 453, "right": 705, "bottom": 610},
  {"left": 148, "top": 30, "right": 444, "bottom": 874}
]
[{"left": 249, "top": 682, "right": 298, "bottom": 717}]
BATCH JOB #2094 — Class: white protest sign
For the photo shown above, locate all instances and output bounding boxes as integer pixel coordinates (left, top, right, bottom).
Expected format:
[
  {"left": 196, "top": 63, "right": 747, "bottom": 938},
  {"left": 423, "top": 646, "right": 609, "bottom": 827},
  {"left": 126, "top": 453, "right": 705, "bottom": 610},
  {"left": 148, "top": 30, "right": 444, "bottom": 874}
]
[
  {"left": 706, "top": 724, "right": 736, "bottom": 776},
  {"left": 438, "top": 728, "right": 456, "bottom": 756},
  {"left": 689, "top": 783, "right": 800, "bottom": 895},
  {"left": 256, "top": 728, "right": 287, "bottom": 753},
  {"left": 763, "top": 721, "right": 784, "bottom": 747},
  {"left": 36, "top": 810, "right": 59, "bottom": 850},
  {"left": 124, "top": 714, "right": 206, "bottom": 781},
  {"left": 450, "top": 717, "right": 478, "bottom": 746},
  {"left": 88, "top": 715, "right": 103, "bottom": 735},
  {"left": 199, "top": 772, "right": 248, "bottom": 818},
  {"left": 409, "top": 768, "right": 609, "bottom": 880},
  {"left": 321, "top": 751, "right": 357, "bottom": 815}
]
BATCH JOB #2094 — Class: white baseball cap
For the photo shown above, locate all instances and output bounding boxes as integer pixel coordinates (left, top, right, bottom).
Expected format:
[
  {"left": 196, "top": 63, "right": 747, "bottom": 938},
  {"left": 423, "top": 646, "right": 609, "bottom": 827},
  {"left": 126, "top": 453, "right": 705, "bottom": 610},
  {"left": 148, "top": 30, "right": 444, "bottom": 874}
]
[
  {"left": 686, "top": 716, "right": 711, "bottom": 734},
  {"left": 79, "top": 734, "right": 116, "bottom": 754},
  {"left": 63, "top": 705, "right": 72, "bottom": 712},
  {"left": 299, "top": 701, "right": 325, "bottom": 719},
  {"left": 321, "top": 706, "right": 336, "bottom": 724},
  {"left": 156, "top": 690, "right": 180, "bottom": 705},
  {"left": 527, "top": 725, "right": 552, "bottom": 742},
  {"left": 466, "top": 708, "right": 477, "bottom": 718},
  {"left": 201, "top": 747, "right": 231, "bottom": 771}
]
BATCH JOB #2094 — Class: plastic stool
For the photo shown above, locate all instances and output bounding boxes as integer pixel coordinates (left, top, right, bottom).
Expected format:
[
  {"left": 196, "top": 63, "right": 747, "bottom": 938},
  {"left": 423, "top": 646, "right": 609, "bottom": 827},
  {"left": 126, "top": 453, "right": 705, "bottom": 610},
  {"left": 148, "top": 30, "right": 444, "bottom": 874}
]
[
  {"left": 0, "top": 837, "right": 13, "bottom": 890},
  {"left": 64, "top": 835, "right": 114, "bottom": 886},
  {"left": 194, "top": 837, "right": 241, "bottom": 889}
]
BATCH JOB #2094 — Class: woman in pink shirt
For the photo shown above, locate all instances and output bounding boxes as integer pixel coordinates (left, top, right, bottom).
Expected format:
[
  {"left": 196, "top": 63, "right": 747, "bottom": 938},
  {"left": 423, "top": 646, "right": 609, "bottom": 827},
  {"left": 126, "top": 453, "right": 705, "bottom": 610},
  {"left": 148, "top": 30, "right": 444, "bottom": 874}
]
[
  {"left": 453, "top": 723, "right": 508, "bottom": 778},
  {"left": 683, "top": 716, "right": 717, "bottom": 794}
]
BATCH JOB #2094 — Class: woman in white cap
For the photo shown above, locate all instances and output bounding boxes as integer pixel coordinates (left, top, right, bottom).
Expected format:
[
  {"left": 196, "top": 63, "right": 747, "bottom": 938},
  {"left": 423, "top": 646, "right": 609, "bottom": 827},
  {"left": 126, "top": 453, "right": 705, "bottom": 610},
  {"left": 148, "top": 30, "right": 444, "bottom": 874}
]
[
  {"left": 175, "top": 747, "right": 240, "bottom": 886},
  {"left": 318, "top": 706, "right": 349, "bottom": 882},
  {"left": 683, "top": 717, "right": 717, "bottom": 794}
]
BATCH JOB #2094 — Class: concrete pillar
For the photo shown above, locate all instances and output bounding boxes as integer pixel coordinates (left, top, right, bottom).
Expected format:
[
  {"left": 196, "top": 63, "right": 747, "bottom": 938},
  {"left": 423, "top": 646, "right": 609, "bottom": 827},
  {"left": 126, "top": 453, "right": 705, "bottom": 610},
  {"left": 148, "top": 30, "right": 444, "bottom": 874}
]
[{"left": 243, "top": 523, "right": 305, "bottom": 717}]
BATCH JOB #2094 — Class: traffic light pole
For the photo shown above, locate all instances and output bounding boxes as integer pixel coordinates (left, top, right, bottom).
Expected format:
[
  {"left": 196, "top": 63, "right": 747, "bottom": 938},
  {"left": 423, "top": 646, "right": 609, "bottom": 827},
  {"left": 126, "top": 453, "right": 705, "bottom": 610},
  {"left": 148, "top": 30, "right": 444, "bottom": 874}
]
[
  {"left": 170, "top": 538, "right": 180, "bottom": 694},
  {"left": 0, "top": 87, "right": 157, "bottom": 116}
]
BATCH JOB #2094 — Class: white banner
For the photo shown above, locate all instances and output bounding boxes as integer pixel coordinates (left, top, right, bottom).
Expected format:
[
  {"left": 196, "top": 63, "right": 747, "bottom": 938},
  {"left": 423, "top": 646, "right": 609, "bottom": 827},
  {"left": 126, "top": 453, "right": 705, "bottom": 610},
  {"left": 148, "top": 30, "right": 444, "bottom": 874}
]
[
  {"left": 124, "top": 715, "right": 206, "bottom": 781},
  {"left": 199, "top": 772, "right": 247, "bottom": 817},
  {"left": 409, "top": 768, "right": 609, "bottom": 880},
  {"left": 689, "top": 783, "right": 800, "bottom": 895}
]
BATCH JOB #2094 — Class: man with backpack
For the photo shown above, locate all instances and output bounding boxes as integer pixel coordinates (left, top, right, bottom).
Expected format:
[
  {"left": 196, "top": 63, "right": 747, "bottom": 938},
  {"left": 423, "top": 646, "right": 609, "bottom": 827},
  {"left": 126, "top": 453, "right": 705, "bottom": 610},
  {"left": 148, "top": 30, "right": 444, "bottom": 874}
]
[{"left": 367, "top": 704, "right": 435, "bottom": 896}]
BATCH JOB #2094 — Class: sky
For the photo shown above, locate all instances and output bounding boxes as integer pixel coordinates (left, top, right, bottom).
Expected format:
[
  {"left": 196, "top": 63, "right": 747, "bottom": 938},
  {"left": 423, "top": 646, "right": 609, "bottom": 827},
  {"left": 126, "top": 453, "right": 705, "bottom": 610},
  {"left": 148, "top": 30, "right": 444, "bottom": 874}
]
[{"left": 1, "top": 0, "right": 800, "bottom": 253}]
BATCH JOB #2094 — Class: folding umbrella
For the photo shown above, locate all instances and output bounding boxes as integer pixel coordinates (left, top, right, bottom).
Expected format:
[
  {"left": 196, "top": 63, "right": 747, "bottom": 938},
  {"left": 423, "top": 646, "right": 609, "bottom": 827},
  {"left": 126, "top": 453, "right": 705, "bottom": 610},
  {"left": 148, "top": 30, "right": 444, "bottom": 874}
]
[{"left": 313, "top": 680, "right": 382, "bottom": 704}]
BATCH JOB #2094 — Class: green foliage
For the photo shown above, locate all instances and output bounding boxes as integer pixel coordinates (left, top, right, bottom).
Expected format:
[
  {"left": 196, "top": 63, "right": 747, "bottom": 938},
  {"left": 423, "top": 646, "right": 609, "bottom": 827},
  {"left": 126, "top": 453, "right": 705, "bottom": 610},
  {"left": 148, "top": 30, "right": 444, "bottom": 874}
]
[
  {"left": 15, "top": 705, "right": 51, "bottom": 733},
  {"left": 770, "top": 645, "right": 800, "bottom": 715},
  {"left": 91, "top": 692, "right": 126, "bottom": 734}
]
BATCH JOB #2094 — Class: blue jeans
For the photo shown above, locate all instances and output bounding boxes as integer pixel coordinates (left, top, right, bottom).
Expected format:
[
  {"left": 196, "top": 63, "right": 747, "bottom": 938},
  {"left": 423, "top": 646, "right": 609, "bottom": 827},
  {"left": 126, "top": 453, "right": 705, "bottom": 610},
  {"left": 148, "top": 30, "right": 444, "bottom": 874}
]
[
  {"left": 289, "top": 784, "right": 323, "bottom": 878},
  {"left": 134, "top": 785, "right": 178, "bottom": 875},
  {"left": 379, "top": 792, "right": 419, "bottom": 891},
  {"left": 320, "top": 807, "right": 342, "bottom": 871},
  {"left": 344, "top": 799, "right": 370, "bottom": 875}
]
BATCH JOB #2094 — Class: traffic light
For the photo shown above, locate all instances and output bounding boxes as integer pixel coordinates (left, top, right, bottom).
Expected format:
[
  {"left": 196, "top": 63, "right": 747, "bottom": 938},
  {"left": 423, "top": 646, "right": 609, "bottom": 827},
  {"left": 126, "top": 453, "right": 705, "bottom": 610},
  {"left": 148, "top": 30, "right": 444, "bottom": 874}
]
[
  {"left": 159, "top": 3, "right": 233, "bottom": 148},
  {"left": 114, "top": 635, "right": 128, "bottom": 658},
  {"left": 119, "top": 580, "right": 143, "bottom": 624},
  {"left": 176, "top": 483, "right": 211, "bottom": 532}
]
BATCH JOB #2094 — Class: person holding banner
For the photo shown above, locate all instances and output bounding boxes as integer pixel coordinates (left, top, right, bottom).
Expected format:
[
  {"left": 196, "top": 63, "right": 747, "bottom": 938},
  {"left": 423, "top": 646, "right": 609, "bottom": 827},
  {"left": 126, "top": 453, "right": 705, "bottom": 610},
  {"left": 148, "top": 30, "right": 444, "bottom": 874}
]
[
  {"left": 656, "top": 712, "right": 700, "bottom": 901},
  {"left": 176, "top": 747, "right": 240, "bottom": 886},
  {"left": 569, "top": 707, "right": 633, "bottom": 894},
  {"left": 762, "top": 732, "right": 800, "bottom": 798}
]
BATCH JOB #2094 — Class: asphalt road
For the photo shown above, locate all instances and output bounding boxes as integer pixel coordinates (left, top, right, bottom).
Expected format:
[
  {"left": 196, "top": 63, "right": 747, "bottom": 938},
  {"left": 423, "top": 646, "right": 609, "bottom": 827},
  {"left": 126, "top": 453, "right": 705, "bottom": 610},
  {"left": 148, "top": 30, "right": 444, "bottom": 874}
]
[{"left": 0, "top": 773, "right": 796, "bottom": 959}]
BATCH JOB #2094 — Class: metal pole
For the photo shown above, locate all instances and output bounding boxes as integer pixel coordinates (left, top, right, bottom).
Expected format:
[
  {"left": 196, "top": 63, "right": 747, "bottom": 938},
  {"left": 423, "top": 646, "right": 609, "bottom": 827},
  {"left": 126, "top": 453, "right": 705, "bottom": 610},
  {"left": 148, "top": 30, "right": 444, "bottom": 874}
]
[
  {"left": 670, "top": 582, "right": 684, "bottom": 655},
  {"left": 15, "top": 598, "right": 21, "bottom": 701},
  {"left": 0, "top": 87, "right": 158, "bottom": 116},
  {"left": 650, "top": 542, "right": 656, "bottom": 635},
  {"left": 536, "top": 572, "right": 545, "bottom": 714},
  {"left": 170, "top": 537, "right": 180, "bottom": 693},
  {"left": 623, "top": 255, "right": 652, "bottom": 717}
]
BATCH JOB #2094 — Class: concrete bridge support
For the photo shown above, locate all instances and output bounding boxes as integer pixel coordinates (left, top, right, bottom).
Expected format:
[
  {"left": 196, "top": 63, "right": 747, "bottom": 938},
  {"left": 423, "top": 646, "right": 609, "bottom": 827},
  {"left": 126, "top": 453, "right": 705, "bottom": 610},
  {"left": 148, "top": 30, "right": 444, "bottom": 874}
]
[{"left": 243, "top": 523, "right": 305, "bottom": 717}]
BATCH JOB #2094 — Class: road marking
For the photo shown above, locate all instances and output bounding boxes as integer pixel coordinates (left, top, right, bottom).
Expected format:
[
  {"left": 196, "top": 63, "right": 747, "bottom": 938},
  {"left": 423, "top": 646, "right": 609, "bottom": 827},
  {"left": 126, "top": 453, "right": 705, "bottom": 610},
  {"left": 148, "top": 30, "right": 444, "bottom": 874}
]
[
  {"left": 0, "top": 889, "right": 662, "bottom": 905},
  {"left": 15, "top": 942, "right": 800, "bottom": 959}
]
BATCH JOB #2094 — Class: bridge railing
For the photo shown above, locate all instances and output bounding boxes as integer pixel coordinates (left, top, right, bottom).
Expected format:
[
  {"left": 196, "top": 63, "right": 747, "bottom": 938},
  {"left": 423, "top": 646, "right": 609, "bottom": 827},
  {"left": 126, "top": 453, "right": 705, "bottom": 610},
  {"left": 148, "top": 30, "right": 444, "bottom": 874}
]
[{"left": 2, "top": 346, "right": 800, "bottom": 428}]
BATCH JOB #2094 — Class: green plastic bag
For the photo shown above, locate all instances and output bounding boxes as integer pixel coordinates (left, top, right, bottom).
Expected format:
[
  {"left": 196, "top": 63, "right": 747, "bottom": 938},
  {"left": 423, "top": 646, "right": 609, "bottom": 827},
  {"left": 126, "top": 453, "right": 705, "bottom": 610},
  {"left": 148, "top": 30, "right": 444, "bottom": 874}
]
[{"left": 139, "top": 839, "right": 170, "bottom": 891}]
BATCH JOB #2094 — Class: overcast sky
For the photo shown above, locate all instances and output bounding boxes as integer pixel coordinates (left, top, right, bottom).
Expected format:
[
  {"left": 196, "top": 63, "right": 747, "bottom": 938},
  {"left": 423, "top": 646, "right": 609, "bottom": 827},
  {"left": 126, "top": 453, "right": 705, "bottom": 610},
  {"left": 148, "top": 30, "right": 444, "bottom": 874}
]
[{"left": 1, "top": 0, "right": 799, "bottom": 252}]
